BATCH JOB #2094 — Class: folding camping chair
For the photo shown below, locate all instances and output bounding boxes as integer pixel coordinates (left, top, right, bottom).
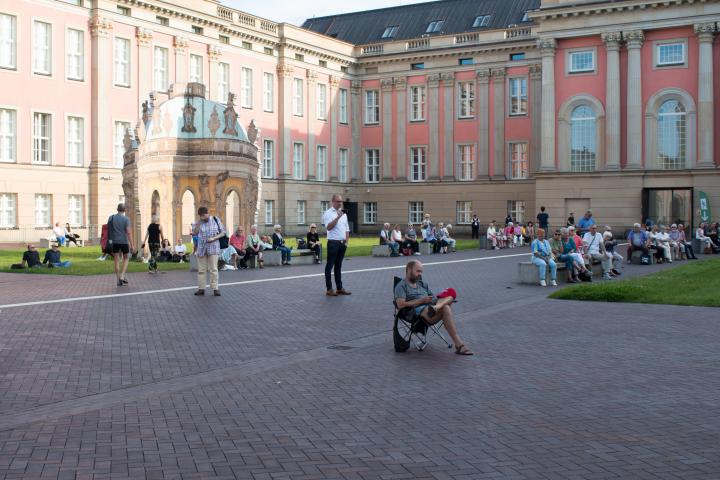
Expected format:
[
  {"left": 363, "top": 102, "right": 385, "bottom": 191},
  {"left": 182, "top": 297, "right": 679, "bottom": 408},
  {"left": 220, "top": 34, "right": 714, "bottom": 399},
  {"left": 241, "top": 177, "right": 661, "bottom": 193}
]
[{"left": 393, "top": 276, "right": 453, "bottom": 352}]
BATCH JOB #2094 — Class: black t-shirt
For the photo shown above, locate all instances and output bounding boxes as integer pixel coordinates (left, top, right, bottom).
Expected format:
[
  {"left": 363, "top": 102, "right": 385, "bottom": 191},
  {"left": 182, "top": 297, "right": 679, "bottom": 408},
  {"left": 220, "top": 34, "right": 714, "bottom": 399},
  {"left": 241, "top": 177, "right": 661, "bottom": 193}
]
[
  {"left": 44, "top": 249, "right": 61, "bottom": 264},
  {"left": 23, "top": 250, "right": 41, "bottom": 267},
  {"left": 147, "top": 223, "right": 161, "bottom": 244},
  {"left": 537, "top": 212, "right": 549, "bottom": 228},
  {"left": 307, "top": 232, "right": 319, "bottom": 245},
  {"left": 567, "top": 216, "right": 575, "bottom": 226}
]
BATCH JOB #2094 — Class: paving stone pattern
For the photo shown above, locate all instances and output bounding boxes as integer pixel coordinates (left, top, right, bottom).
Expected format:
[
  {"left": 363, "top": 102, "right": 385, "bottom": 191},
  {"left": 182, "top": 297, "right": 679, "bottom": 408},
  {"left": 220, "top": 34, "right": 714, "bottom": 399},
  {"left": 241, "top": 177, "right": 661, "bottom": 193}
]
[{"left": 0, "top": 249, "right": 718, "bottom": 479}]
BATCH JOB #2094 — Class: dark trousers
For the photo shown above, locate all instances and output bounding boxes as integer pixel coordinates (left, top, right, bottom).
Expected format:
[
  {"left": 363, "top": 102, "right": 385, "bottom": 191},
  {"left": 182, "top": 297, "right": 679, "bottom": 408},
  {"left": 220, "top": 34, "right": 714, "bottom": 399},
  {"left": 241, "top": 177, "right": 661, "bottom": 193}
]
[
  {"left": 680, "top": 241, "right": 696, "bottom": 258},
  {"left": 627, "top": 244, "right": 649, "bottom": 259},
  {"left": 402, "top": 239, "right": 419, "bottom": 253},
  {"left": 325, "top": 240, "right": 347, "bottom": 290},
  {"left": 471, "top": 225, "right": 479, "bottom": 239}
]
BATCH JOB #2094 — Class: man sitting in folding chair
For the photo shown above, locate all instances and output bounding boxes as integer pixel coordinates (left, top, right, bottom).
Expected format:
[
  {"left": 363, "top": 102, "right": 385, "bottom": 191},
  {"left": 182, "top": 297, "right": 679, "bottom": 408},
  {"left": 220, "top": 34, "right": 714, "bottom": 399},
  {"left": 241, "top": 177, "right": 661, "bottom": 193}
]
[{"left": 394, "top": 260, "right": 474, "bottom": 355}]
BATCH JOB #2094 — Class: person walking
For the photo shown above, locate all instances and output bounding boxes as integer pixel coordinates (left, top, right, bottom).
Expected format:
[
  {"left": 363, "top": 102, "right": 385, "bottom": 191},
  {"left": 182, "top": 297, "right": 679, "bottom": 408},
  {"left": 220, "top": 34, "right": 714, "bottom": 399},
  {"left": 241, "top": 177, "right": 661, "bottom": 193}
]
[
  {"left": 107, "top": 203, "right": 134, "bottom": 286},
  {"left": 192, "top": 206, "right": 225, "bottom": 297},
  {"left": 322, "top": 193, "right": 351, "bottom": 296},
  {"left": 141, "top": 216, "right": 165, "bottom": 273},
  {"left": 536, "top": 206, "right": 549, "bottom": 233},
  {"left": 470, "top": 214, "right": 480, "bottom": 239}
]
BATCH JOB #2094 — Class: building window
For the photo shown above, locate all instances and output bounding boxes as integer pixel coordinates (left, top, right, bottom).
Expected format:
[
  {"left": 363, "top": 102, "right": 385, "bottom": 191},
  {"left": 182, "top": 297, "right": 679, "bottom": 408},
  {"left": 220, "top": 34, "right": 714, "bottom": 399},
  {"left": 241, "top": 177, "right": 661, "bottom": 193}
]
[
  {"left": 364, "top": 202, "right": 377, "bottom": 224},
  {"left": 456, "top": 201, "right": 472, "bottom": 224},
  {"left": 66, "top": 116, "right": 83, "bottom": 167},
  {"left": 657, "top": 42, "right": 685, "bottom": 66},
  {"left": 33, "top": 21, "right": 52, "bottom": 75},
  {"left": 114, "top": 121, "right": 130, "bottom": 168},
  {"left": 509, "top": 78, "right": 527, "bottom": 115},
  {"left": 114, "top": 38, "right": 130, "bottom": 86},
  {"left": 507, "top": 200, "right": 525, "bottom": 224},
  {"left": 153, "top": 46, "right": 169, "bottom": 91},
  {"left": 219, "top": 35, "right": 229, "bottom": 45},
  {"left": 264, "top": 200, "right": 273, "bottom": 225},
  {"left": 339, "top": 88, "right": 348, "bottom": 124},
  {"left": 156, "top": 16, "right": 169, "bottom": 26},
  {"left": 411, "top": 63, "right": 425, "bottom": 70},
  {"left": 510, "top": 53, "right": 526, "bottom": 61},
  {"left": 341, "top": 66, "right": 348, "bottom": 73},
  {"left": 117, "top": 6, "right": 130, "bottom": 16},
  {"left": 239, "top": 41, "right": 250, "bottom": 50},
  {"left": 457, "top": 144, "right": 474, "bottom": 181},
  {"left": 408, "top": 201, "right": 424, "bottom": 224},
  {"left": 263, "top": 72, "right": 274, "bottom": 112},
  {"left": 316, "top": 84, "right": 327, "bottom": 120},
  {"left": 320, "top": 200, "right": 330, "bottom": 217},
  {"left": 240, "top": 67, "right": 253, "bottom": 108},
  {"left": 0, "top": 14, "right": 17, "bottom": 70},
  {"left": 410, "top": 86, "right": 426, "bottom": 121},
  {"left": 364, "top": 90, "right": 379, "bottom": 124},
  {"left": 459, "top": 58, "right": 473, "bottom": 66},
  {"left": 191, "top": 25, "right": 203, "bottom": 35},
  {"left": 570, "top": 105, "right": 596, "bottom": 172},
  {"left": 316, "top": 145, "right": 327, "bottom": 181},
  {"left": 458, "top": 82, "right": 475, "bottom": 118},
  {"left": 295, "top": 53, "right": 304, "bottom": 62},
  {"left": 472, "top": 15, "right": 491, "bottom": 28},
  {"left": 297, "top": 200, "right": 306, "bottom": 225},
  {"left": 35, "top": 194, "right": 51, "bottom": 227},
  {"left": 189, "top": 54, "right": 203, "bottom": 83},
  {"left": 365, "top": 149, "right": 380, "bottom": 183},
  {"left": 381, "top": 25, "right": 398, "bottom": 39},
  {"left": 292, "top": 143, "right": 304, "bottom": 179},
  {"left": 319, "top": 60, "right": 327, "bottom": 68},
  {"left": 568, "top": 50, "right": 594, "bottom": 73},
  {"left": 426, "top": 20, "right": 444, "bottom": 33},
  {"left": 264, "top": 46, "right": 274, "bottom": 56},
  {"left": 293, "top": 78, "right": 304, "bottom": 116},
  {"left": 217, "top": 62, "right": 229, "bottom": 101},
  {"left": 66, "top": 29, "right": 84, "bottom": 80},
  {"left": 262, "top": 139, "right": 274, "bottom": 178},
  {"left": 68, "top": 195, "right": 83, "bottom": 226},
  {"left": 32, "top": 113, "right": 52, "bottom": 164},
  {"left": 0, "top": 108, "right": 16, "bottom": 163},
  {"left": 657, "top": 100, "right": 686, "bottom": 169},
  {"left": 410, "top": 147, "right": 426, "bottom": 182},
  {"left": 509, "top": 142, "right": 528, "bottom": 179},
  {"left": 338, "top": 148, "right": 348, "bottom": 182},
  {"left": 0, "top": 193, "right": 16, "bottom": 228}
]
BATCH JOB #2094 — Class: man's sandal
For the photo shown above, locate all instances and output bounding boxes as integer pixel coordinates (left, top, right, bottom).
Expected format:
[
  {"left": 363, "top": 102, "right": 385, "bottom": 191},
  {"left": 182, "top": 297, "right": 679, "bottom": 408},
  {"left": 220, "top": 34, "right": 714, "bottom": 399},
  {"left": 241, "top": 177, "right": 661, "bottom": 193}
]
[{"left": 455, "top": 344, "right": 474, "bottom": 356}]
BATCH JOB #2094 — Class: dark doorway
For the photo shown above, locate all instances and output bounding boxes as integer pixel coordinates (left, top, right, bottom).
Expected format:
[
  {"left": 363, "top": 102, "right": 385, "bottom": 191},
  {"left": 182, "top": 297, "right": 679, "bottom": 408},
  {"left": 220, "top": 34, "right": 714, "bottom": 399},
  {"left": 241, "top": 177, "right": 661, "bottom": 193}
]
[
  {"left": 642, "top": 188, "right": 693, "bottom": 228},
  {"left": 344, "top": 201, "right": 358, "bottom": 234}
]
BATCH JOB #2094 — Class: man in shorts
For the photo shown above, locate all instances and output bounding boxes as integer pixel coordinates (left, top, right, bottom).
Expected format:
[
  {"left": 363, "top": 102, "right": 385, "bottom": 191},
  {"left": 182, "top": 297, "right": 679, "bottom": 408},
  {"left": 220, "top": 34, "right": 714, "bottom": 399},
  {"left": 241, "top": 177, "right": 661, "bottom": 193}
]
[
  {"left": 394, "top": 260, "right": 473, "bottom": 355},
  {"left": 107, "top": 203, "right": 134, "bottom": 286}
]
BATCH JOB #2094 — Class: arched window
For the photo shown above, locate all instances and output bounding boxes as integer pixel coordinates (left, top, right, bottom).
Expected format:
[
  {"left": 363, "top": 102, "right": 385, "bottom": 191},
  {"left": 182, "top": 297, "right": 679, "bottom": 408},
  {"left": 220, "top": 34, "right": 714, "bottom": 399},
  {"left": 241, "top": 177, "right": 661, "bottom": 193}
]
[
  {"left": 570, "top": 105, "right": 596, "bottom": 172},
  {"left": 657, "top": 100, "right": 686, "bottom": 169}
]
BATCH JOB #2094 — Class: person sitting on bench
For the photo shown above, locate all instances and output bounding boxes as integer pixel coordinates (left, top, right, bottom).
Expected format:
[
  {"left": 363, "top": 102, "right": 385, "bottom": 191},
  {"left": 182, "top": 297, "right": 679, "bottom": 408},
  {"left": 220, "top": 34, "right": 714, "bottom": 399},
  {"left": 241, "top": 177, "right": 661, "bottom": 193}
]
[
  {"left": 379, "top": 223, "right": 400, "bottom": 256},
  {"left": 43, "top": 243, "right": 71, "bottom": 268},
  {"left": 306, "top": 224, "right": 322, "bottom": 264},
  {"left": 394, "top": 260, "right": 473, "bottom": 356},
  {"left": 272, "top": 224, "right": 293, "bottom": 265},
  {"left": 402, "top": 224, "right": 420, "bottom": 255}
]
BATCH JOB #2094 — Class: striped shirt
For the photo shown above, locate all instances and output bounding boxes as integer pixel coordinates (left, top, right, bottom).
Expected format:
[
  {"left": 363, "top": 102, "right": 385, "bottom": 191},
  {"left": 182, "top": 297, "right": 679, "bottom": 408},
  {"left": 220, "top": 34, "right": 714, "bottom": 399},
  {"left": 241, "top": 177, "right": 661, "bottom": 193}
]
[{"left": 196, "top": 216, "right": 225, "bottom": 256}]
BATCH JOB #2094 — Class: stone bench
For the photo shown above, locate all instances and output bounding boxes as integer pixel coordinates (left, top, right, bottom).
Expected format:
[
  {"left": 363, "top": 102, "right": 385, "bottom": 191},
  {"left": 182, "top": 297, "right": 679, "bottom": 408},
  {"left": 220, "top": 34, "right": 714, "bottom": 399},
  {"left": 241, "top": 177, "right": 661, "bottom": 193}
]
[
  {"left": 40, "top": 237, "right": 85, "bottom": 248},
  {"left": 629, "top": 250, "right": 656, "bottom": 265},
  {"left": 372, "top": 244, "right": 391, "bottom": 257},
  {"left": 518, "top": 257, "right": 605, "bottom": 285},
  {"left": 478, "top": 236, "right": 489, "bottom": 250},
  {"left": 419, "top": 242, "right": 434, "bottom": 255},
  {"left": 264, "top": 248, "right": 318, "bottom": 266}
]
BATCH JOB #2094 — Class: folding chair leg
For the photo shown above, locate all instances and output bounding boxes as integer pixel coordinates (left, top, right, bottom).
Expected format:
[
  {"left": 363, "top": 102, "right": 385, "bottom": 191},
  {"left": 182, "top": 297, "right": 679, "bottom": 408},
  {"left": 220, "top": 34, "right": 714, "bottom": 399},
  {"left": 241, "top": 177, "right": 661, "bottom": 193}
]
[{"left": 429, "top": 322, "right": 453, "bottom": 349}]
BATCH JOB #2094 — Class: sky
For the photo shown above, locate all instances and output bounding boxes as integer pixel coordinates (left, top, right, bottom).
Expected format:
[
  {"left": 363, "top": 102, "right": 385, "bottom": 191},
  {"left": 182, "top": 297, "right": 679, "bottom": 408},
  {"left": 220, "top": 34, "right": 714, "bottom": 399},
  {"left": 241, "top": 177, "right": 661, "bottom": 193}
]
[{"left": 223, "top": 0, "right": 437, "bottom": 26}]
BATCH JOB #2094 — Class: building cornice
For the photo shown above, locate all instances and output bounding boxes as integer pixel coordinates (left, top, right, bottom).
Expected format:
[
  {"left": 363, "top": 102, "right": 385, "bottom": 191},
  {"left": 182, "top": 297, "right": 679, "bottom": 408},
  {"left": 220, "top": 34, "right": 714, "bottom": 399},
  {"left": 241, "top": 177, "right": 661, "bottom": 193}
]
[{"left": 530, "top": 0, "right": 719, "bottom": 21}]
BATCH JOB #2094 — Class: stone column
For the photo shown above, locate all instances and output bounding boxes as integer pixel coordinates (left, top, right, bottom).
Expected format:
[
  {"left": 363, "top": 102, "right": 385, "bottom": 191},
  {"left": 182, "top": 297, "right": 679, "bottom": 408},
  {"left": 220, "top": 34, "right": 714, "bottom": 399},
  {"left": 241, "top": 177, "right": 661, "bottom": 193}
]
[
  {"left": 427, "top": 73, "right": 440, "bottom": 180},
  {"left": 625, "top": 30, "right": 644, "bottom": 169},
  {"left": 351, "top": 80, "right": 362, "bottom": 182},
  {"left": 394, "top": 77, "right": 407, "bottom": 180},
  {"left": 207, "top": 45, "right": 222, "bottom": 102},
  {"left": 441, "top": 72, "right": 455, "bottom": 180},
  {"left": 174, "top": 36, "right": 188, "bottom": 83},
  {"left": 329, "top": 75, "right": 340, "bottom": 181},
  {"left": 602, "top": 32, "right": 622, "bottom": 170},
  {"left": 492, "top": 68, "right": 506, "bottom": 179},
  {"left": 538, "top": 38, "right": 557, "bottom": 172},
  {"left": 306, "top": 70, "right": 317, "bottom": 180},
  {"left": 476, "top": 68, "right": 490, "bottom": 179},
  {"left": 136, "top": 27, "right": 153, "bottom": 101},
  {"left": 381, "top": 78, "right": 394, "bottom": 181},
  {"left": 529, "top": 64, "right": 542, "bottom": 175},
  {"left": 276, "top": 63, "right": 293, "bottom": 178},
  {"left": 695, "top": 23, "right": 716, "bottom": 168},
  {"left": 88, "top": 14, "right": 113, "bottom": 237}
]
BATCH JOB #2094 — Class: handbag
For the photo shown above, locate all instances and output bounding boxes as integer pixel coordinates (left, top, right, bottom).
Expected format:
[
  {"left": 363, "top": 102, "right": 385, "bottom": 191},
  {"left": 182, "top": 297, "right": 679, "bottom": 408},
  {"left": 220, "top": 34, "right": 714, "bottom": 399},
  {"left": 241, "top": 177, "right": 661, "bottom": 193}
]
[
  {"left": 213, "top": 217, "right": 229, "bottom": 249},
  {"left": 640, "top": 254, "right": 651, "bottom": 265}
]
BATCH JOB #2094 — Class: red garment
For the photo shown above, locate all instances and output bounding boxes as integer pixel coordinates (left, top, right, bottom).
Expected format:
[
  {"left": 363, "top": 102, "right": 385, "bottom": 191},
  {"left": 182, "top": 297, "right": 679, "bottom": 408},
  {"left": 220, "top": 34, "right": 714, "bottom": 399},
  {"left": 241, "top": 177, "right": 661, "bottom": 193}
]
[
  {"left": 100, "top": 224, "right": 109, "bottom": 251},
  {"left": 437, "top": 288, "right": 457, "bottom": 300}
]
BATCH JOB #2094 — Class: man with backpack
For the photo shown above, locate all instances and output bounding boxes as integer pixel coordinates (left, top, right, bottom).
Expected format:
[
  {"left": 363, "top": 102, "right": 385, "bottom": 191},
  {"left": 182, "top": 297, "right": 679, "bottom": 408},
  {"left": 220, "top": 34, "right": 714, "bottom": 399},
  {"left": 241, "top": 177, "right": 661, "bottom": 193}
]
[
  {"left": 192, "top": 206, "right": 225, "bottom": 296},
  {"left": 107, "top": 203, "right": 134, "bottom": 286}
]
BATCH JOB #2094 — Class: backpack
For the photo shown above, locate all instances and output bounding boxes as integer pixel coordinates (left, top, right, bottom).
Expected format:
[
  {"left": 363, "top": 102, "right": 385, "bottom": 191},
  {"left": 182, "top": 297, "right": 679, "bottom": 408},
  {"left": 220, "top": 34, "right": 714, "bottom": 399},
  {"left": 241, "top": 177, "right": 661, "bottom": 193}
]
[
  {"left": 212, "top": 217, "right": 229, "bottom": 249},
  {"left": 297, "top": 238, "right": 307, "bottom": 250}
]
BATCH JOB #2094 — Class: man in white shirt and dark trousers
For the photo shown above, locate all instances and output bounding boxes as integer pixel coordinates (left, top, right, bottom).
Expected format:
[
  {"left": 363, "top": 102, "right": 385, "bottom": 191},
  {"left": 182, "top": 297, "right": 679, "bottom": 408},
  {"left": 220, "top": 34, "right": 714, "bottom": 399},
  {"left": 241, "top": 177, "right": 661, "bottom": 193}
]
[
  {"left": 322, "top": 194, "right": 351, "bottom": 296},
  {"left": 582, "top": 224, "right": 614, "bottom": 280}
]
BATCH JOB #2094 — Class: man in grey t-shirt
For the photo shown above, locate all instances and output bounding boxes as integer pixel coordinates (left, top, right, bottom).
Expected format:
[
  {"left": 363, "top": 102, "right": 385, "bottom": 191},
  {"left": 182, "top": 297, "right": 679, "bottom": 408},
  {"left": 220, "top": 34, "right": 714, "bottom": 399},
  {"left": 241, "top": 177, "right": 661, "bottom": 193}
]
[
  {"left": 107, "top": 203, "right": 134, "bottom": 286},
  {"left": 394, "top": 260, "right": 473, "bottom": 355}
]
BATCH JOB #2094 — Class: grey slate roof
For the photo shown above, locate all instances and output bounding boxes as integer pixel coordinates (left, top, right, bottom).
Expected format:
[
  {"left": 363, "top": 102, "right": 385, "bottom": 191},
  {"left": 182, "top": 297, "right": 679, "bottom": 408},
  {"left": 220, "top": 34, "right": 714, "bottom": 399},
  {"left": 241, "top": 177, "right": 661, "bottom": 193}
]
[{"left": 301, "top": 0, "right": 541, "bottom": 46}]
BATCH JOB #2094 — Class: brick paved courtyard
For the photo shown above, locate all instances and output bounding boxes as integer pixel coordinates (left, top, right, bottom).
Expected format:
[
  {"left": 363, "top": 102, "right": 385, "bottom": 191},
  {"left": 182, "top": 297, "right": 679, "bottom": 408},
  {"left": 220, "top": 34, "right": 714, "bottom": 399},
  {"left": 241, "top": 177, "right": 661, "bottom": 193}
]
[{"left": 0, "top": 249, "right": 718, "bottom": 479}]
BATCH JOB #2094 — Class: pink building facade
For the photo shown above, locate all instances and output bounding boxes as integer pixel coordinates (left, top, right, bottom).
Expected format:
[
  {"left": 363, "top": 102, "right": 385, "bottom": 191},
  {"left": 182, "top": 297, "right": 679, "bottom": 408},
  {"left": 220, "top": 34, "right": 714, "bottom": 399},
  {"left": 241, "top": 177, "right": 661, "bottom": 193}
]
[{"left": 0, "top": 0, "right": 719, "bottom": 242}]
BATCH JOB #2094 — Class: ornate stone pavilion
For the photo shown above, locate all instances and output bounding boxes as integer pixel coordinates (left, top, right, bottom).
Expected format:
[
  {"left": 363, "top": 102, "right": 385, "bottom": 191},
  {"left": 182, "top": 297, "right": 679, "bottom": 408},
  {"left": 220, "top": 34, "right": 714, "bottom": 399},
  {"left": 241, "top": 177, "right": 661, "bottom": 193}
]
[{"left": 121, "top": 83, "right": 261, "bottom": 247}]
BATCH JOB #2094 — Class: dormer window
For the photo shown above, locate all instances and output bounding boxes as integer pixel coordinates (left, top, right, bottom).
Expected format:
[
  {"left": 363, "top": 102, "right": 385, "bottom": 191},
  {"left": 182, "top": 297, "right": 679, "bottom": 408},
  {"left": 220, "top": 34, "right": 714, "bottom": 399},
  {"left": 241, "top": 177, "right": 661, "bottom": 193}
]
[
  {"left": 521, "top": 12, "right": 530, "bottom": 22},
  {"left": 472, "top": 15, "right": 491, "bottom": 28},
  {"left": 382, "top": 25, "right": 399, "bottom": 39},
  {"left": 426, "top": 20, "right": 444, "bottom": 33}
]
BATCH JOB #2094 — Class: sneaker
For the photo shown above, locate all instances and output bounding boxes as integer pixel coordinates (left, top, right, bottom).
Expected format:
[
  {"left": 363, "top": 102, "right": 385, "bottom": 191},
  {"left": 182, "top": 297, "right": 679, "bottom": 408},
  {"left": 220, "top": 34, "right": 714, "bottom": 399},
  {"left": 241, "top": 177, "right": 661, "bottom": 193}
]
[
  {"left": 121, "top": 279, "right": 128, "bottom": 285},
  {"left": 539, "top": 280, "right": 547, "bottom": 287},
  {"left": 611, "top": 269, "right": 622, "bottom": 276},
  {"left": 414, "top": 252, "right": 421, "bottom": 256},
  {"left": 603, "top": 274, "right": 612, "bottom": 280},
  {"left": 551, "top": 280, "right": 557, "bottom": 286}
]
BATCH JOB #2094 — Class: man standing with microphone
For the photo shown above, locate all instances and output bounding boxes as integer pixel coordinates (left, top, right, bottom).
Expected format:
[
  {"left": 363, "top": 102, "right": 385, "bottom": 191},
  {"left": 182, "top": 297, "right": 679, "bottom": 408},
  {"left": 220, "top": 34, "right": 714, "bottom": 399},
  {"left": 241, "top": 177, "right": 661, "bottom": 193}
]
[{"left": 322, "top": 194, "right": 351, "bottom": 296}]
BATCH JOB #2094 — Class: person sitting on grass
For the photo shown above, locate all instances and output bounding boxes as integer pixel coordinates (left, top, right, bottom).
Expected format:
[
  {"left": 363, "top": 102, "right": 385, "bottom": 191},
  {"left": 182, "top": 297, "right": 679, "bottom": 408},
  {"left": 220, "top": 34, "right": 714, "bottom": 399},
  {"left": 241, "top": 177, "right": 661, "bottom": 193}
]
[
  {"left": 43, "top": 243, "right": 71, "bottom": 268},
  {"left": 272, "top": 224, "right": 293, "bottom": 265},
  {"left": 380, "top": 222, "right": 400, "bottom": 256},
  {"left": 11, "top": 244, "right": 43, "bottom": 269},
  {"left": 676, "top": 224, "right": 697, "bottom": 259},
  {"left": 402, "top": 224, "right": 420, "bottom": 255},
  {"left": 394, "top": 260, "right": 473, "bottom": 356},
  {"left": 530, "top": 228, "right": 557, "bottom": 287},
  {"left": 173, "top": 239, "right": 188, "bottom": 263},
  {"left": 158, "top": 239, "right": 173, "bottom": 262},
  {"left": 307, "top": 224, "right": 322, "bottom": 264}
]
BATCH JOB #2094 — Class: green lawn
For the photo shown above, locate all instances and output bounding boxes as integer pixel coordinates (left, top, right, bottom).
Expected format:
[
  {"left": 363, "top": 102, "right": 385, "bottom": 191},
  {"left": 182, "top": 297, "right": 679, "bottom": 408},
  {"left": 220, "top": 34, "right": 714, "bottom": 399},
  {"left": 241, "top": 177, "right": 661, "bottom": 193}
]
[
  {"left": 549, "top": 257, "right": 720, "bottom": 307},
  {"left": 0, "top": 237, "right": 481, "bottom": 276}
]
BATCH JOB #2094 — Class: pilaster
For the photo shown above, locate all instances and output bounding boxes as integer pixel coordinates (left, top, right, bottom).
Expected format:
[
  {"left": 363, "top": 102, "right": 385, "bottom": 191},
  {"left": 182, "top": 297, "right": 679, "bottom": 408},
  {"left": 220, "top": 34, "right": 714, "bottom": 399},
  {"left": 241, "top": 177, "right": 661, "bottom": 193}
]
[
  {"left": 136, "top": 27, "right": 153, "bottom": 101},
  {"left": 381, "top": 78, "right": 394, "bottom": 181},
  {"left": 491, "top": 67, "right": 506, "bottom": 180},
  {"left": 329, "top": 76, "right": 340, "bottom": 181},
  {"left": 538, "top": 38, "right": 557, "bottom": 172},
  {"left": 427, "top": 73, "right": 440, "bottom": 180},
  {"left": 306, "top": 70, "right": 317, "bottom": 180},
  {"left": 207, "top": 45, "right": 222, "bottom": 101},
  {"left": 174, "top": 36, "right": 189, "bottom": 83},
  {"left": 529, "top": 64, "right": 542, "bottom": 175},
  {"left": 625, "top": 30, "right": 644, "bottom": 169},
  {"left": 441, "top": 72, "right": 455, "bottom": 180},
  {"left": 476, "top": 68, "right": 490, "bottom": 179},
  {"left": 351, "top": 80, "right": 362, "bottom": 182},
  {"left": 394, "top": 77, "right": 407, "bottom": 180},
  {"left": 602, "top": 32, "right": 622, "bottom": 170},
  {"left": 695, "top": 23, "right": 716, "bottom": 168},
  {"left": 276, "top": 62, "right": 293, "bottom": 179}
]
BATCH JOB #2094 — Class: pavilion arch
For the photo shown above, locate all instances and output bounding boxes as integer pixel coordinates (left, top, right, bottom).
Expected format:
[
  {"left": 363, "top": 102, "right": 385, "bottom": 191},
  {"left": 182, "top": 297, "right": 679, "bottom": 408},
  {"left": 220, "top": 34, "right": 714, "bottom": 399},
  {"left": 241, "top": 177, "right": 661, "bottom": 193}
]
[
  {"left": 180, "top": 188, "right": 197, "bottom": 240},
  {"left": 151, "top": 190, "right": 160, "bottom": 219},
  {"left": 557, "top": 94, "right": 606, "bottom": 172},
  {"left": 224, "top": 189, "right": 242, "bottom": 234},
  {"left": 645, "top": 88, "right": 697, "bottom": 169}
]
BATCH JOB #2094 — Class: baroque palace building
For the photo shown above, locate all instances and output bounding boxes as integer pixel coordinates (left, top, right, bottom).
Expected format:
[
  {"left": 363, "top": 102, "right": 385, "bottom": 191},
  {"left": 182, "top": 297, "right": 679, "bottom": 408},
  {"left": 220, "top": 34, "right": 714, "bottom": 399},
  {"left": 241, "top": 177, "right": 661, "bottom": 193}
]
[{"left": 1, "top": 0, "right": 719, "bottom": 241}]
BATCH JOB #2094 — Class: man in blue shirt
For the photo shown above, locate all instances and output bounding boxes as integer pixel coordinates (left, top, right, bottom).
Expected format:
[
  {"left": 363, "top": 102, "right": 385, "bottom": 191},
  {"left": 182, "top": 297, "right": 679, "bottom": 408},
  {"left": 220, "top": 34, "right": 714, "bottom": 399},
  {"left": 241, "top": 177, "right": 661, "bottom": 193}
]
[
  {"left": 576, "top": 210, "right": 596, "bottom": 234},
  {"left": 626, "top": 223, "right": 650, "bottom": 260}
]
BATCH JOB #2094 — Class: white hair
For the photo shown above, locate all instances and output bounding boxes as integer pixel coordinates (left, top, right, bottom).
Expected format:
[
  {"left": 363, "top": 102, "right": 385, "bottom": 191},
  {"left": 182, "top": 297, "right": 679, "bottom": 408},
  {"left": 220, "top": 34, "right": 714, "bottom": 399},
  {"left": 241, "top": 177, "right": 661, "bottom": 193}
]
[
  {"left": 273, "top": 224, "right": 281, "bottom": 230},
  {"left": 633, "top": 223, "right": 641, "bottom": 228}
]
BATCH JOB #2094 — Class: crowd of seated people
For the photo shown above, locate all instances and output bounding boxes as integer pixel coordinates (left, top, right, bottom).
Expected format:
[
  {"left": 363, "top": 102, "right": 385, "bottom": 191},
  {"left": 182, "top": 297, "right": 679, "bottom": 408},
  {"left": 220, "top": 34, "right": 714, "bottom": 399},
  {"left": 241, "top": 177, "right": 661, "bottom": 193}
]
[{"left": 486, "top": 219, "right": 536, "bottom": 249}]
